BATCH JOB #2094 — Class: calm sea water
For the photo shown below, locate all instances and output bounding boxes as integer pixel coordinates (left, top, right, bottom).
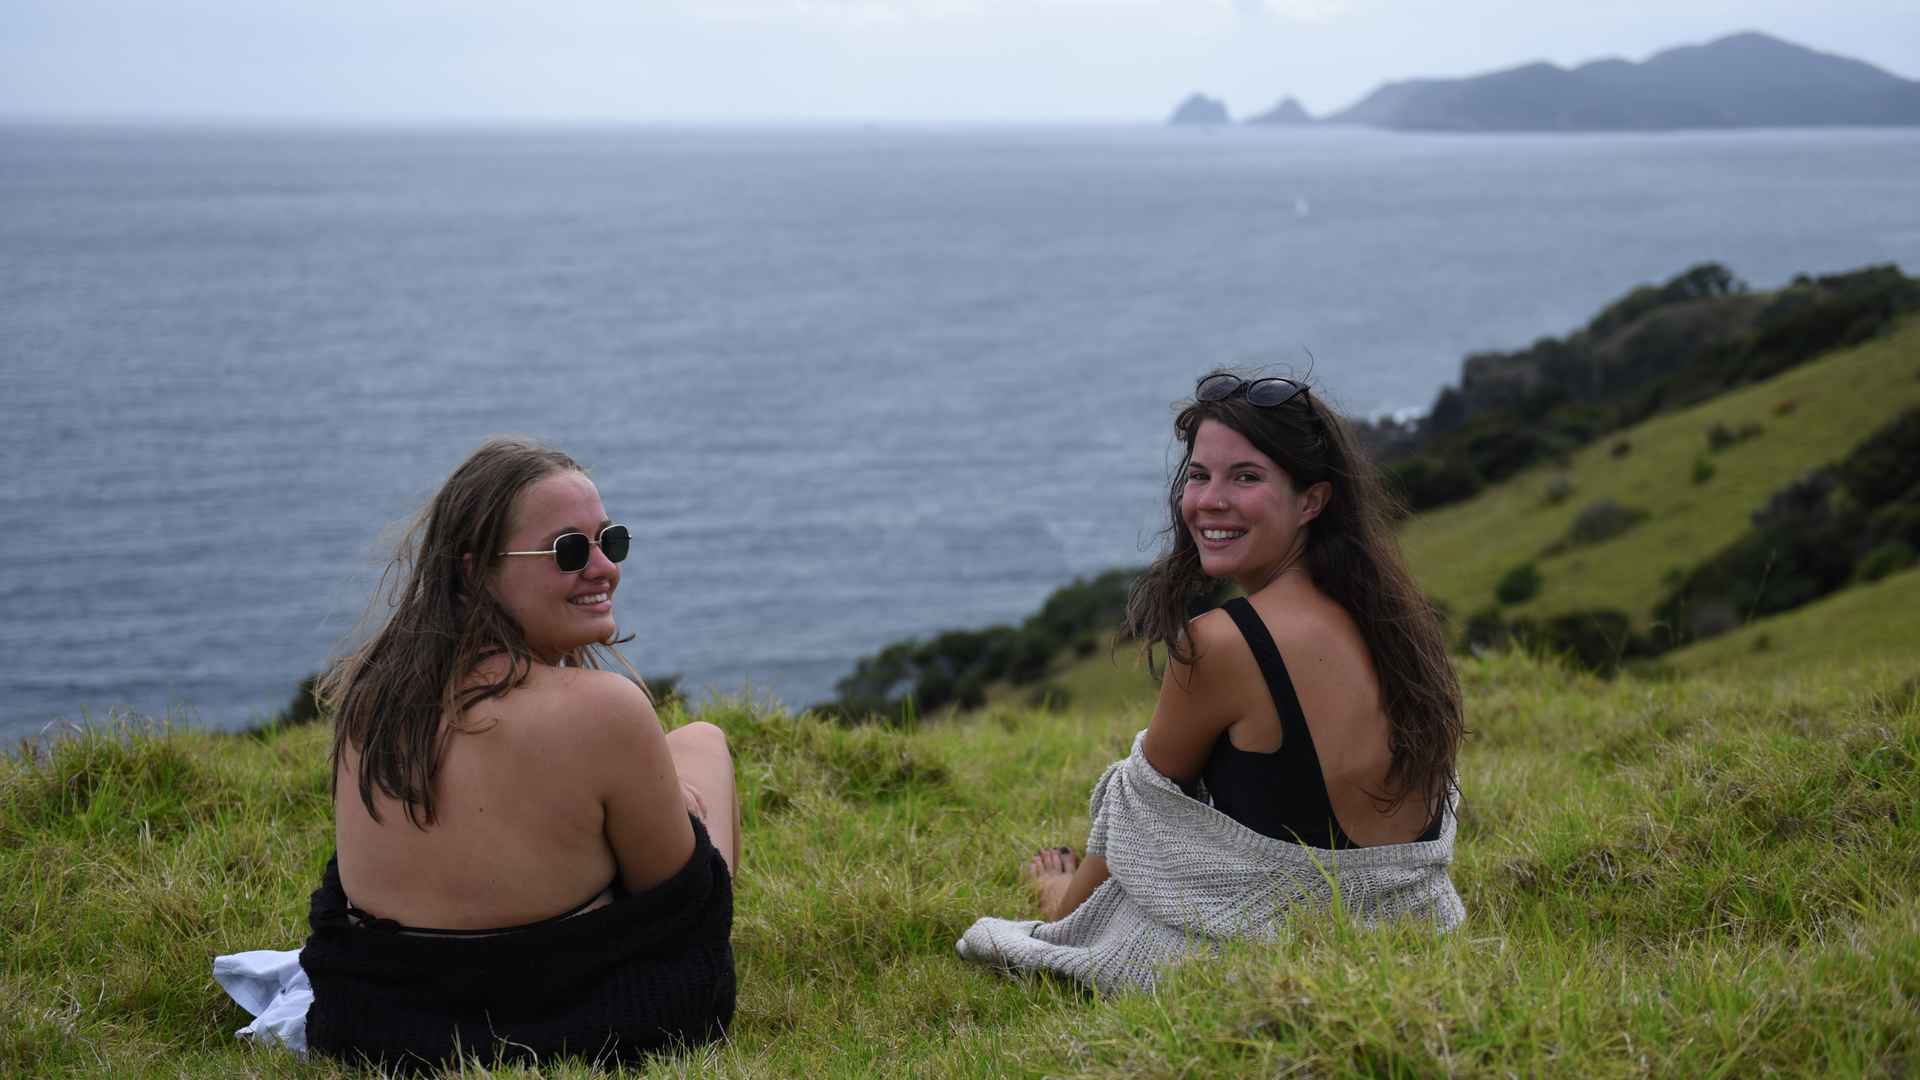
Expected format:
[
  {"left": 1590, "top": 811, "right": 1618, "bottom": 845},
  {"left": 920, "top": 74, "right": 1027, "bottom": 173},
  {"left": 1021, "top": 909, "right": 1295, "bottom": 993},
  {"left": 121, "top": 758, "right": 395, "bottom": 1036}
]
[{"left": 4, "top": 123, "right": 1918, "bottom": 740}]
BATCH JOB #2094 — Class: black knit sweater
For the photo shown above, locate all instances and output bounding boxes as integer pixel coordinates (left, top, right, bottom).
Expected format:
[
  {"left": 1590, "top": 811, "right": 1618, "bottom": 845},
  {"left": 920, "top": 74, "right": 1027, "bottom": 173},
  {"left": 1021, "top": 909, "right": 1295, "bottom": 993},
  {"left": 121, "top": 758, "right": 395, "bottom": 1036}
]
[{"left": 300, "top": 815, "right": 734, "bottom": 1073}]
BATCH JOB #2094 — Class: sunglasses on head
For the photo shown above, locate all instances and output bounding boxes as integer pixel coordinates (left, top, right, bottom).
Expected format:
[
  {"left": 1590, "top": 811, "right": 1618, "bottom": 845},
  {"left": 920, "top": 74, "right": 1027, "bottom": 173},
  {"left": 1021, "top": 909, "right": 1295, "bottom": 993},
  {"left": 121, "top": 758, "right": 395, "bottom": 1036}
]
[
  {"left": 497, "top": 524, "right": 630, "bottom": 573},
  {"left": 1195, "top": 373, "right": 1309, "bottom": 407}
]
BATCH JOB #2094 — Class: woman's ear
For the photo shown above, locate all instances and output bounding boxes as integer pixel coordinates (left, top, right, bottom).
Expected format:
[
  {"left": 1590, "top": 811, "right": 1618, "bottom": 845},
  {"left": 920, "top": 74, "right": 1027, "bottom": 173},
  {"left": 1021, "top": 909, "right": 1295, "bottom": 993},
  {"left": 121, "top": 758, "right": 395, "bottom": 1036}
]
[{"left": 1299, "top": 481, "right": 1332, "bottom": 524}]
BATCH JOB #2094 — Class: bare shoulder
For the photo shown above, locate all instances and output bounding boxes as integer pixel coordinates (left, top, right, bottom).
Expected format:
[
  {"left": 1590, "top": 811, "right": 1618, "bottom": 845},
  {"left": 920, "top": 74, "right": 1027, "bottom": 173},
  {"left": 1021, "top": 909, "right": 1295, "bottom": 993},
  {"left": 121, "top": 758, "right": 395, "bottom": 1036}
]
[
  {"left": 555, "top": 666, "right": 655, "bottom": 707},
  {"left": 1184, "top": 606, "right": 1248, "bottom": 669},
  {"left": 553, "top": 668, "right": 662, "bottom": 734},
  {"left": 1166, "top": 606, "right": 1265, "bottom": 707},
  {"left": 1143, "top": 606, "right": 1258, "bottom": 780},
  {"left": 1259, "top": 591, "right": 1387, "bottom": 767},
  {"left": 1260, "top": 593, "right": 1371, "bottom": 673},
  {"left": 489, "top": 667, "right": 663, "bottom": 760}
]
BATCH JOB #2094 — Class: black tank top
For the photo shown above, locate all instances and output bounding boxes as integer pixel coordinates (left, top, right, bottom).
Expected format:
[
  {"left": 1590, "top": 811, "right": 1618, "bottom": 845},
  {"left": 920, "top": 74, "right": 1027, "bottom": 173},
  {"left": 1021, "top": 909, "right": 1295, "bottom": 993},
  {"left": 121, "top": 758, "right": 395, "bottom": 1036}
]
[{"left": 1200, "top": 597, "right": 1442, "bottom": 849}]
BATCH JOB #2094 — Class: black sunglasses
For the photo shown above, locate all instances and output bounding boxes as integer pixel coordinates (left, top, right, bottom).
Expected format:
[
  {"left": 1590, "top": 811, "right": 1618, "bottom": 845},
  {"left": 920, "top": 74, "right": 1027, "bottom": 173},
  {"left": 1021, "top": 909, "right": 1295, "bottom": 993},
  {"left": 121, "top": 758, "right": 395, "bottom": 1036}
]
[
  {"left": 497, "top": 524, "right": 630, "bottom": 573},
  {"left": 1195, "top": 374, "right": 1309, "bottom": 407}
]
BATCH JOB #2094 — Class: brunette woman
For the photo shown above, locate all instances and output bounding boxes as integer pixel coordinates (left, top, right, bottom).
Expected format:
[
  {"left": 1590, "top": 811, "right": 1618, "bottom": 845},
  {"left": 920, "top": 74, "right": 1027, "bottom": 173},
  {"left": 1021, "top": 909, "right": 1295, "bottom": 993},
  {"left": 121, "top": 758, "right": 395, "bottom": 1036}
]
[{"left": 959, "top": 373, "right": 1463, "bottom": 991}]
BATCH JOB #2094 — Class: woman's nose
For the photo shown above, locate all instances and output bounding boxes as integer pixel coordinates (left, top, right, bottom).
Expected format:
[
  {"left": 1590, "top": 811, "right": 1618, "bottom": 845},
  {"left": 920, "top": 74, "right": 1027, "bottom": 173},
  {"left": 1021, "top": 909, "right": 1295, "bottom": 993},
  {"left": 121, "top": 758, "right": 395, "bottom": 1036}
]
[{"left": 582, "top": 542, "right": 619, "bottom": 578}]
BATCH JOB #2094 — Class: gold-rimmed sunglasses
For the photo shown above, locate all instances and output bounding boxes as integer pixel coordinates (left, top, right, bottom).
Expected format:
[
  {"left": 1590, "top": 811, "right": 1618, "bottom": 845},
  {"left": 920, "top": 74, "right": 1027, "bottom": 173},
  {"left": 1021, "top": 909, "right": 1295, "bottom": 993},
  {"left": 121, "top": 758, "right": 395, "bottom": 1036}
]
[{"left": 497, "top": 524, "right": 630, "bottom": 573}]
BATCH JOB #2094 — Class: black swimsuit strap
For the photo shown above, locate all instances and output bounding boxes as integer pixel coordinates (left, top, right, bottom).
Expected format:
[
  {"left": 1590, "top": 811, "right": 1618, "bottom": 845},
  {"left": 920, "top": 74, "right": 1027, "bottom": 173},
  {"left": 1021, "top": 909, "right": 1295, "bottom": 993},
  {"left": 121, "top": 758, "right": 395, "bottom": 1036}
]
[
  {"left": 1217, "top": 597, "right": 1444, "bottom": 847},
  {"left": 1220, "top": 597, "right": 1316, "bottom": 750},
  {"left": 346, "top": 878, "right": 619, "bottom": 937}
]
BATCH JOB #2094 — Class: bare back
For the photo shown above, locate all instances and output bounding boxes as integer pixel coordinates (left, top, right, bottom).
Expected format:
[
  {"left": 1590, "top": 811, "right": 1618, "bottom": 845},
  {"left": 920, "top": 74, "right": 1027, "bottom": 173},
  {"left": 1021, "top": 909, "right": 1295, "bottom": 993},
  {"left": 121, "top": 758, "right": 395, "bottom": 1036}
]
[
  {"left": 334, "top": 662, "right": 694, "bottom": 930},
  {"left": 1144, "top": 573, "right": 1437, "bottom": 847}
]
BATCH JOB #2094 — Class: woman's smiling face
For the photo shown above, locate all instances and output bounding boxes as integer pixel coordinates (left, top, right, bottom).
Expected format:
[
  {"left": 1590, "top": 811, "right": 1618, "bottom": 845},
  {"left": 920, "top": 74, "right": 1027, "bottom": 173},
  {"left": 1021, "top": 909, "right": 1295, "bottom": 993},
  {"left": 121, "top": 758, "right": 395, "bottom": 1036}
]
[
  {"left": 489, "top": 470, "right": 621, "bottom": 662},
  {"left": 1180, "top": 419, "right": 1326, "bottom": 591}
]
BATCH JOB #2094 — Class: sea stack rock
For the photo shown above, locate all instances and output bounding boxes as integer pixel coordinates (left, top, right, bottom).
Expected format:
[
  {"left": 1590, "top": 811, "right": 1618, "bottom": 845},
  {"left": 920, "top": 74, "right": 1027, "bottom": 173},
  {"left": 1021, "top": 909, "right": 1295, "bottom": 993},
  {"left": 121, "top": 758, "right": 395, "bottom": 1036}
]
[
  {"left": 1168, "top": 93, "right": 1231, "bottom": 126},
  {"left": 1247, "top": 96, "right": 1313, "bottom": 125}
]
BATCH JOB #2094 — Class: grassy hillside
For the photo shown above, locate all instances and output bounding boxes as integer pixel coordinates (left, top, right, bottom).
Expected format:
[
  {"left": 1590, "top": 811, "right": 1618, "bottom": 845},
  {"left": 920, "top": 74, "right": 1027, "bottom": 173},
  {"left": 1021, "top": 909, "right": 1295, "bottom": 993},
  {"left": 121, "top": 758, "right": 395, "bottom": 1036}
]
[
  {"left": 5, "top": 652, "right": 1917, "bottom": 1077},
  {"left": 1664, "top": 565, "right": 1920, "bottom": 678},
  {"left": 1401, "top": 317, "right": 1920, "bottom": 628}
]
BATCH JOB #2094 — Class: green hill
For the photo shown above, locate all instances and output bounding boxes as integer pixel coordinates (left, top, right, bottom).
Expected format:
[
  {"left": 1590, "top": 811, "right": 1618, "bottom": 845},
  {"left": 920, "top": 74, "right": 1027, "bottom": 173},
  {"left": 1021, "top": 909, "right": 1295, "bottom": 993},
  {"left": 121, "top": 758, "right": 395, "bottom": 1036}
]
[
  {"left": 5, "top": 653, "right": 1916, "bottom": 1076},
  {"left": 1402, "top": 316, "right": 1920, "bottom": 630}
]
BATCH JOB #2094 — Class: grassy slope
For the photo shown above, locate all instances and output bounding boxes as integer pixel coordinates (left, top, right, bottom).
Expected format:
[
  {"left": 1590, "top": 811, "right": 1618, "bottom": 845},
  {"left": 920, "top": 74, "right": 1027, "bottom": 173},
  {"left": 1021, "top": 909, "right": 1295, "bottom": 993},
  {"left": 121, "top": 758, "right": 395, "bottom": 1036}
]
[
  {"left": 1663, "top": 565, "right": 1920, "bottom": 678},
  {"left": 1401, "top": 317, "right": 1920, "bottom": 627},
  {"left": 5, "top": 653, "right": 1918, "bottom": 1078}
]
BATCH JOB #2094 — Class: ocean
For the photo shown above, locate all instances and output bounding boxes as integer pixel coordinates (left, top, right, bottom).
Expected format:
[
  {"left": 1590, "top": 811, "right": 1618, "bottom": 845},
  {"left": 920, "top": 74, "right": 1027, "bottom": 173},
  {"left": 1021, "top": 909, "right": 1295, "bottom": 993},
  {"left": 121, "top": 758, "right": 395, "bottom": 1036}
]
[{"left": 4, "top": 123, "right": 1918, "bottom": 740}]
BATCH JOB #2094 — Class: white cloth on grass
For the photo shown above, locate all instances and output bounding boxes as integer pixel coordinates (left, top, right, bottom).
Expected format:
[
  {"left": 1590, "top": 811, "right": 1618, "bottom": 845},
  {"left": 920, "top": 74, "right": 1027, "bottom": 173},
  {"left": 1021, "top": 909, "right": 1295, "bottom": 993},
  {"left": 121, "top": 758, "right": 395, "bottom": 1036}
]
[
  {"left": 956, "top": 730, "right": 1464, "bottom": 993},
  {"left": 212, "top": 948, "right": 310, "bottom": 1055}
]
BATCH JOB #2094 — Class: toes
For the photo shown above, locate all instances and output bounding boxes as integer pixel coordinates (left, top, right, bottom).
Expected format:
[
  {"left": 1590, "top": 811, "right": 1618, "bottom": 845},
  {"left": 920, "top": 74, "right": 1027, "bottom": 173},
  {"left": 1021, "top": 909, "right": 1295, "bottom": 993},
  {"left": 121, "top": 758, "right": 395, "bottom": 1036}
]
[{"left": 1025, "top": 847, "right": 1069, "bottom": 879}]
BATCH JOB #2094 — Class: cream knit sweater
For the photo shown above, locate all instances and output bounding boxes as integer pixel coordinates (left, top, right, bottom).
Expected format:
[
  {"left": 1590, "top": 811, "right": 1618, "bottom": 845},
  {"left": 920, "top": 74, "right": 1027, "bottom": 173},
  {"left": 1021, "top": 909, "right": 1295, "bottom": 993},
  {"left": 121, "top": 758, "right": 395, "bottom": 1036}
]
[{"left": 957, "top": 731, "right": 1464, "bottom": 993}]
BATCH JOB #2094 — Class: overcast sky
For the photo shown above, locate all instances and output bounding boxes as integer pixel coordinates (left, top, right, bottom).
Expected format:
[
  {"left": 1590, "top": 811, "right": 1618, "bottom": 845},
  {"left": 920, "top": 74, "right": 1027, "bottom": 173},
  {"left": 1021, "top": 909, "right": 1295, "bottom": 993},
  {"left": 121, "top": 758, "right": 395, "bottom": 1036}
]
[{"left": 4, "top": 1, "right": 1917, "bottom": 124}]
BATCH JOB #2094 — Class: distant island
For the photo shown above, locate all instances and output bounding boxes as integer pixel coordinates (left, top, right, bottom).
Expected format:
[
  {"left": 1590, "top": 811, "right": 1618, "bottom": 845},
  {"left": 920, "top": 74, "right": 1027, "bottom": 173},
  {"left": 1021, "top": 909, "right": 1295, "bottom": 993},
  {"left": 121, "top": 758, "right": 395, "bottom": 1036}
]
[
  {"left": 1169, "top": 31, "right": 1920, "bottom": 132},
  {"left": 1246, "top": 97, "right": 1311, "bottom": 126},
  {"left": 1167, "top": 93, "right": 1230, "bottom": 126}
]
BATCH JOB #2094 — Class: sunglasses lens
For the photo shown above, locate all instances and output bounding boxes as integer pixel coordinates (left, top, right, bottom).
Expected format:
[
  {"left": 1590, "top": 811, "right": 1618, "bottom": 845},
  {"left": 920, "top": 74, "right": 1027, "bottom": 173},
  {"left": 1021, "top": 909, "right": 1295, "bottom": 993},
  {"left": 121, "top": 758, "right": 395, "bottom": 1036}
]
[
  {"left": 600, "top": 525, "right": 630, "bottom": 565},
  {"left": 1246, "top": 379, "right": 1305, "bottom": 407},
  {"left": 1195, "top": 374, "right": 1240, "bottom": 402},
  {"left": 552, "top": 533, "right": 590, "bottom": 572}
]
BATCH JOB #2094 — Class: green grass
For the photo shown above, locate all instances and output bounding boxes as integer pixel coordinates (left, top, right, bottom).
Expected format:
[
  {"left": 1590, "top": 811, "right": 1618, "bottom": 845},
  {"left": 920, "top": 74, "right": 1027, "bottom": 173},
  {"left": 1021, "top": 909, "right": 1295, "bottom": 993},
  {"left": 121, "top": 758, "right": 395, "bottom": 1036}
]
[
  {"left": 1400, "top": 317, "right": 1920, "bottom": 628},
  {"left": 5, "top": 651, "right": 1918, "bottom": 1077}
]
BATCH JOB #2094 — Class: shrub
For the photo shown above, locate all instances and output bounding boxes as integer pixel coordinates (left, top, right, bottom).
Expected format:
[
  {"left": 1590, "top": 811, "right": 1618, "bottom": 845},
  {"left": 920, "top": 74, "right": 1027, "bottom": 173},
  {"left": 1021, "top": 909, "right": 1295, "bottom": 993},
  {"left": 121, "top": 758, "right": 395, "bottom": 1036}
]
[
  {"left": 1495, "top": 562, "right": 1543, "bottom": 605},
  {"left": 1869, "top": 503, "right": 1920, "bottom": 546},
  {"left": 1706, "top": 421, "right": 1764, "bottom": 452},
  {"left": 1006, "top": 630, "right": 1056, "bottom": 684},
  {"left": 1387, "top": 455, "right": 1483, "bottom": 512},
  {"left": 1565, "top": 499, "right": 1650, "bottom": 548},
  {"left": 952, "top": 673, "right": 987, "bottom": 711},
  {"left": 248, "top": 673, "right": 324, "bottom": 737},
  {"left": 1533, "top": 610, "right": 1644, "bottom": 676},
  {"left": 1459, "top": 607, "right": 1513, "bottom": 653},
  {"left": 914, "top": 668, "right": 956, "bottom": 712},
  {"left": 642, "top": 673, "right": 684, "bottom": 711},
  {"left": 281, "top": 674, "right": 323, "bottom": 726},
  {"left": 1023, "top": 683, "right": 1072, "bottom": 711},
  {"left": 1691, "top": 455, "right": 1715, "bottom": 486},
  {"left": 1542, "top": 474, "right": 1575, "bottom": 506},
  {"left": 1856, "top": 541, "right": 1918, "bottom": 583},
  {"left": 1455, "top": 607, "right": 1649, "bottom": 675},
  {"left": 1831, "top": 407, "right": 1920, "bottom": 508}
]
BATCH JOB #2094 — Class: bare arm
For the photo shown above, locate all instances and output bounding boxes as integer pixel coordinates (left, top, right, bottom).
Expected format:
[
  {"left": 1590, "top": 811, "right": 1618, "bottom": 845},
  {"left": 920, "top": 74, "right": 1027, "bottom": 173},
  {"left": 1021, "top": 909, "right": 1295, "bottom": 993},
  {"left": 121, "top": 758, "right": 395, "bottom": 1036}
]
[
  {"left": 578, "top": 673, "right": 698, "bottom": 892},
  {"left": 1140, "top": 608, "right": 1248, "bottom": 783},
  {"left": 1041, "top": 614, "right": 1248, "bottom": 921}
]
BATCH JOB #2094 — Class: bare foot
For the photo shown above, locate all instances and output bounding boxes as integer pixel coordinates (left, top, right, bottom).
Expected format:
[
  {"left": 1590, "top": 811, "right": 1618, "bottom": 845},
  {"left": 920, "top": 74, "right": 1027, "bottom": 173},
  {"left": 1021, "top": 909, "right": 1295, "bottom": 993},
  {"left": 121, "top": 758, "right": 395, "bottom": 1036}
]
[{"left": 1023, "top": 846, "right": 1079, "bottom": 921}]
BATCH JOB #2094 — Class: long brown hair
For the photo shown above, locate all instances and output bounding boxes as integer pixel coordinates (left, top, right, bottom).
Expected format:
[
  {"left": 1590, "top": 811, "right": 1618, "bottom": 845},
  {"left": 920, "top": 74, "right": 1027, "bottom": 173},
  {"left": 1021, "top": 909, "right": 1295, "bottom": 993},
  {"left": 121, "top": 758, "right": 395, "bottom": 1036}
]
[
  {"left": 320, "top": 438, "right": 632, "bottom": 827},
  {"left": 1126, "top": 374, "right": 1463, "bottom": 812}
]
